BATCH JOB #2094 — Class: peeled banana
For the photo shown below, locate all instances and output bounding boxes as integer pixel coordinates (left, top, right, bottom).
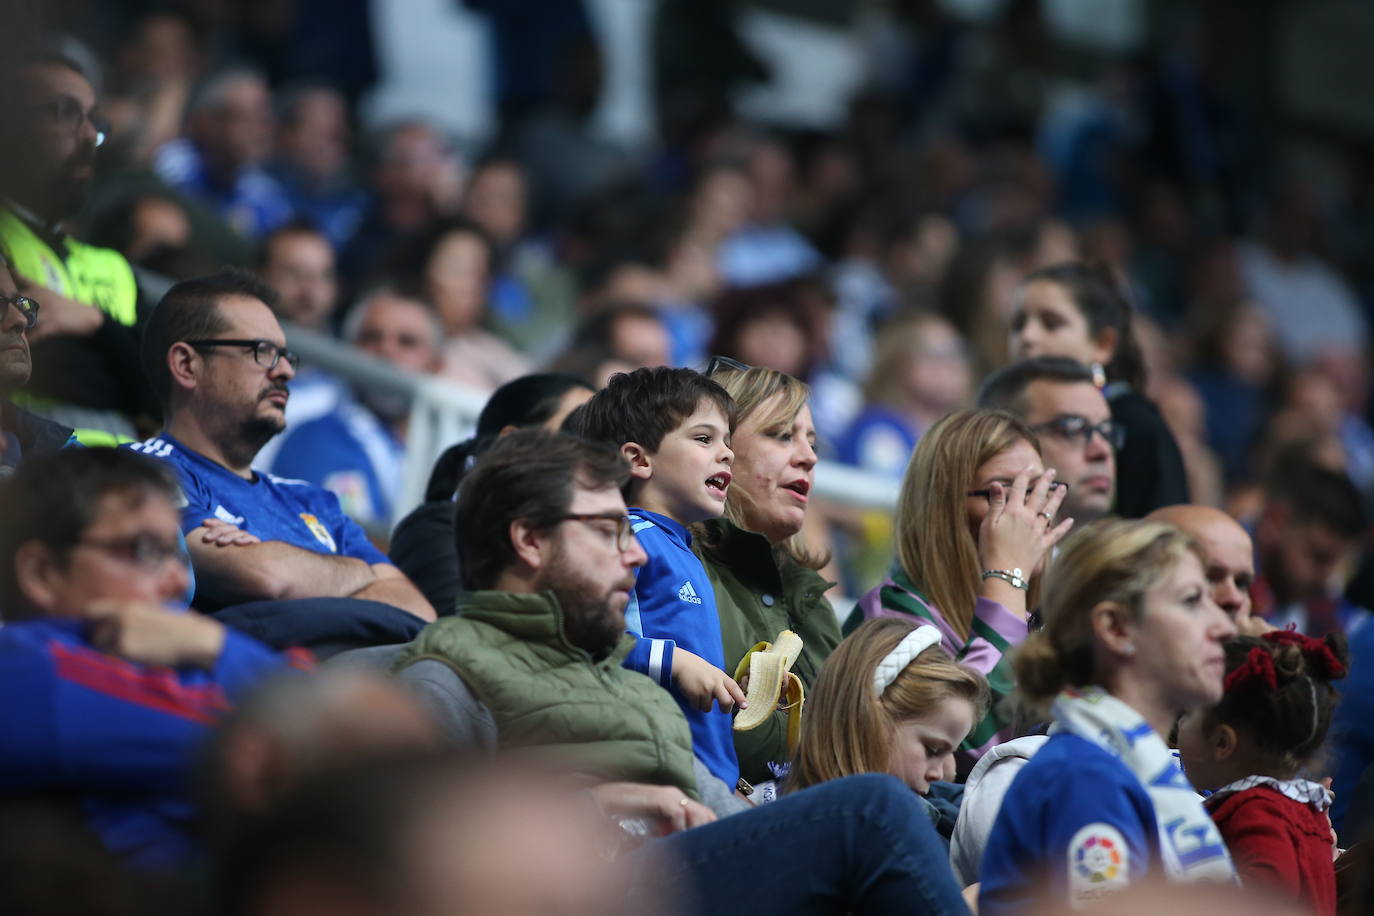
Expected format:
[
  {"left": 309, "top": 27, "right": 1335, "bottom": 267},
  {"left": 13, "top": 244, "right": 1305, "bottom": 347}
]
[{"left": 733, "top": 629, "right": 806, "bottom": 754}]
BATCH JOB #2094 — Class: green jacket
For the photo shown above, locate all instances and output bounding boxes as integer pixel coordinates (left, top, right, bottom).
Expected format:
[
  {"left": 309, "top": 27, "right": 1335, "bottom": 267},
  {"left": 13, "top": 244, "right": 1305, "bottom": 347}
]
[
  {"left": 393, "top": 589, "right": 700, "bottom": 797},
  {"left": 695, "top": 519, "right": 841, "bottom": 784}
]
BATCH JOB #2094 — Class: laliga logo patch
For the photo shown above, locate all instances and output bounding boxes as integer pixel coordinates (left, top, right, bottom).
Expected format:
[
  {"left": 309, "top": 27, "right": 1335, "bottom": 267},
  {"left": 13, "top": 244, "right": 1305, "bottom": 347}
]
[
  {"left": 1074, "top": 833, "right": 1122, "bottom": 881},
  {"left": 1068, "top": 823, "right": 1128, "bottom": 903},
  {"left": 299, "top": 513, "right": 337, "bottom": 553}
]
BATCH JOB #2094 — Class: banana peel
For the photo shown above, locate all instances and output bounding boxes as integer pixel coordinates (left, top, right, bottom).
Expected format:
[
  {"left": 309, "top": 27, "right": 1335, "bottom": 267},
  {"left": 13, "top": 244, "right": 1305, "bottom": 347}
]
[{"left": 732, "top": 629, "right": 806, "bottom": 754}]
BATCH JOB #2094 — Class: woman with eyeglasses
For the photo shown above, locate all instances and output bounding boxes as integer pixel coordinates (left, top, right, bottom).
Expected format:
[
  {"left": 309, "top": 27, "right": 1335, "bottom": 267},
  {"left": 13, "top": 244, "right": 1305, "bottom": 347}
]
[
  {"left": 1008, "top": 261, "right": 1189, "bottom": 517},
  {"left": 845, "top": 408, "right": 1073, "bottom": 775},
  {"left": 692, "top": 360, "right": 844, "bottom": 789}
]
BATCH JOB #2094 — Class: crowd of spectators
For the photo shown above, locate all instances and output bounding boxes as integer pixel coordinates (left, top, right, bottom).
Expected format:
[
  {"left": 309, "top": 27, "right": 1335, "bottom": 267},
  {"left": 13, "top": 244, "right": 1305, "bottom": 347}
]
[{"left": 7, "top": 1, "right": 1374, "bottom": 914}]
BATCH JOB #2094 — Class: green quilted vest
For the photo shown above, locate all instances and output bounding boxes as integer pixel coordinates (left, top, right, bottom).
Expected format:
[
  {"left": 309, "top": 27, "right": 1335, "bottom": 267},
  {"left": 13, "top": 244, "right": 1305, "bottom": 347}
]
[{"left": 394, "top": 589, "right": 701, "bottom": 798}]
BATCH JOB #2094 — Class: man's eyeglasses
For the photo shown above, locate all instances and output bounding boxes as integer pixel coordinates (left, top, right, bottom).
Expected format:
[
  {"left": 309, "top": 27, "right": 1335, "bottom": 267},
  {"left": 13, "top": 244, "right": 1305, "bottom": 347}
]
[
  {"left": 555, "top": 513, "right": 636, "bottom": 552},
  {"left": 186, "top": 338, "right": 301, "bottom": 372},
  {"left": 704, "top": 355, "right": 752, "bottom": 377},
  {"left": 2, "top": 294, "right": 39, "bottom": 330},
  {"left": 1032, "top": 415, "right": 1125, "bottom": 450},
  {"left": 967, "top": 480, "right": 1070, "bottom": 501},
  {"left": 32, "top": 97, "right": 108, "bottom": 148},
  {"left": 77, "top": 533, "right": 183, "bottom": 570}
]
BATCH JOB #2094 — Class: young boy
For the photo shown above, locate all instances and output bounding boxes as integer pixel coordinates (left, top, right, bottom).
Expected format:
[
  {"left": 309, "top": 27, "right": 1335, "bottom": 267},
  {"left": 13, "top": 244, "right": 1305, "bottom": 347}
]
[{"left": 568, "top": 367, "right": 746, "bottom": 789}]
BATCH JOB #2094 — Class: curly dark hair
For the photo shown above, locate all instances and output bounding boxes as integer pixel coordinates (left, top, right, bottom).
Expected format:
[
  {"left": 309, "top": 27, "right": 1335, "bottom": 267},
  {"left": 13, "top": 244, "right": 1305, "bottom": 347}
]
[{"left": 1204, "top": 631, "right": 1350, "bottom": 773}]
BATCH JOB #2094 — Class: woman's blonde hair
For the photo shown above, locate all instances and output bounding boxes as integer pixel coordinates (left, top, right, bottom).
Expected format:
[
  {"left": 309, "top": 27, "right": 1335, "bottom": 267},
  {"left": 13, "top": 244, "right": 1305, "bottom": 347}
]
[
  {"left": 894, "top": 408, "right": 1041, "bottom": 641},
  {"left": 706, "top": 365, "right": 826, "bottom": 569},
  {"left": 1013, "top": 519, "right": 1203, "bottom": 712},
  {"left": 788, "top": 617, "right": 990, "bottom": 792}
]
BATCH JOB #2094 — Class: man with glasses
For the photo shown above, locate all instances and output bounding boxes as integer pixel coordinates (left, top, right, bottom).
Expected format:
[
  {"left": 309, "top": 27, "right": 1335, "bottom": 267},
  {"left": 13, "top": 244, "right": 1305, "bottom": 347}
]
[
  {"left": 390, "top": 430, "right": 972, "bottom": 915},
  {"left": 0, "top": 52, "right": 155, "bottom": 440},
  {"left": 0, "top": 447, "right": 304, "bottom": 868},
  {"left": 130, "top": 269, "right": 435, "bottom": 631},
  {"left": 0, "top": 253, "right": 77, "bottom": 472},
  {"left": 978, "top": 356, "right": 1119, "bottom": 524}
]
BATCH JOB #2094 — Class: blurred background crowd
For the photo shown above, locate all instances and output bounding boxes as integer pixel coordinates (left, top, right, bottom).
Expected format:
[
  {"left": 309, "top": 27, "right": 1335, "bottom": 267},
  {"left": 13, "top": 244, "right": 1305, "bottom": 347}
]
[{"left": 9, "top": 0, "right": 1374, "bottom": 591}]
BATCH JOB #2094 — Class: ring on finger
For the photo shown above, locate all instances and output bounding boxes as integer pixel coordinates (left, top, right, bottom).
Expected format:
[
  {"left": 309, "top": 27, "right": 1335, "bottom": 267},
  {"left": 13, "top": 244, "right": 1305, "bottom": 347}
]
[{"left": 1037, "top": 511, "right": 1054, "bottom": 521}]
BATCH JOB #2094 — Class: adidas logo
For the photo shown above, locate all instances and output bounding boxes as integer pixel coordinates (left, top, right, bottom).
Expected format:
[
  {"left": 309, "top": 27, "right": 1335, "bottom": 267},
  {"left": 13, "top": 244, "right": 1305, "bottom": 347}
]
[{"left": 678, "top": 580, "right": 703, "bottom": 604}]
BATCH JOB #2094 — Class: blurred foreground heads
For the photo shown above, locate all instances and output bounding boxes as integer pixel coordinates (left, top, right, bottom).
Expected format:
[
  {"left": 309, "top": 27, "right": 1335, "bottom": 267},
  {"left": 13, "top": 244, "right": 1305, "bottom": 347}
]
[{"left": 221, "top": 753, "right": 658, "bottom": 916}]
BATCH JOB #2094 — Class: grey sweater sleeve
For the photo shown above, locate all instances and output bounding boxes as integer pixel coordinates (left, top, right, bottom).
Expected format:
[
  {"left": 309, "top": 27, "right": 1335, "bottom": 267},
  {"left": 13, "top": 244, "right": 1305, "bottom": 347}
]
[
  {"left": 396, "top": 659, "right": 498, "bottom": 752},
  {"left": 693, "top": 757, "right": 752, "bottom": 818}
]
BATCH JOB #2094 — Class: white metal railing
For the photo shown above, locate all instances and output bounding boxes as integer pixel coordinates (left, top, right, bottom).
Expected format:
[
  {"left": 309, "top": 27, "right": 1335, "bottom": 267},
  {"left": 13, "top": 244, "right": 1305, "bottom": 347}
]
[{"left": 283, "top": 323, "right": 902, "bottom": 528}]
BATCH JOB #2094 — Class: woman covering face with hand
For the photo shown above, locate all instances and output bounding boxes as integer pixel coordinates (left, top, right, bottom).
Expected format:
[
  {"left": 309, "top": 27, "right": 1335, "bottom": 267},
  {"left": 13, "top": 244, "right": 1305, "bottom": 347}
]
[
  {"left": 845, "top": 408, "right": 1072, "bottom": 775},
  {"left": 692, "top": 362, "right": 842, "bottom": 788},
  {"left": 978, "top": 519, "right": 1238, "bottom": 914}
]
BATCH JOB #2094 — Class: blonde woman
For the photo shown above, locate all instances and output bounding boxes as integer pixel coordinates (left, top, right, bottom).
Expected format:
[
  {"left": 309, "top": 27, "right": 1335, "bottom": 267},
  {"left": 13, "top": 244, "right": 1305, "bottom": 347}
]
[
  {"left": 694, "top": 360, "right": 842, "bottom": 787},
  {"left": 979, "top": 520, "right": 1237, "bottom": 913},
  {"left": 845, "top": 408, "right": 1072, "bottom": 773},
  {"left": 788, "top": 617, "right": 989, "bottom": 837}
]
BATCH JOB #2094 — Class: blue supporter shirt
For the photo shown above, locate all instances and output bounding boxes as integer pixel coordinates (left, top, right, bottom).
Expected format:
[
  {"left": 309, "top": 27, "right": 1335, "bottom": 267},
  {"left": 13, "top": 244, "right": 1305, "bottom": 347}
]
[
  {"left": 0, "top": 617, "right": 295, "bottom": 869},
  {"left": 979, "top": 733, "right": 1159, "bottom": 913},
  {"left": 621, "top": 508, "right": 739, "bottom": 788},
  {"left": 269, "top": 401, "right": 404, "bottom": 530},
  {"left": 126, "top": 434, "right": 387, "bottom": 608}
]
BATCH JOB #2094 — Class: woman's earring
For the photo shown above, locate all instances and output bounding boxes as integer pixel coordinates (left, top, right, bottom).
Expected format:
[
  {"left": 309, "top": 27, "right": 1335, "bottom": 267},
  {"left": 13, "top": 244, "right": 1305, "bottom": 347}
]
[{"left": 1090, "top": 362, "right": 1108, "bottom": 388}]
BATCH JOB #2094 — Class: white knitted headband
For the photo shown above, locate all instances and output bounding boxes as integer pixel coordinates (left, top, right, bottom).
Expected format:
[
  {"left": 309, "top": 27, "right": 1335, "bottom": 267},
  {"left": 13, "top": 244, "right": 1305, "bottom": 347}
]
[{"left": 872, "top": 625, "right": 943, "bottom": 695}]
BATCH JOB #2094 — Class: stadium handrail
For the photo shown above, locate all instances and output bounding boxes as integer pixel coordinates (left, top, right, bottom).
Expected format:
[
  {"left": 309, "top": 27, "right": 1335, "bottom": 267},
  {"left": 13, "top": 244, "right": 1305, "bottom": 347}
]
[{"left": 283, "top": 322, "right": 901, "bottom": 529}]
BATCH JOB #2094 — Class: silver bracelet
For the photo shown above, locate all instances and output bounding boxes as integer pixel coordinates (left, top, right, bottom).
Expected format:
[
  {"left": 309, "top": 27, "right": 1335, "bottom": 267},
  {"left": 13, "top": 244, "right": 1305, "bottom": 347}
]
[{"left": 982, "top": 568, "right": 1029, "bottom": 591}]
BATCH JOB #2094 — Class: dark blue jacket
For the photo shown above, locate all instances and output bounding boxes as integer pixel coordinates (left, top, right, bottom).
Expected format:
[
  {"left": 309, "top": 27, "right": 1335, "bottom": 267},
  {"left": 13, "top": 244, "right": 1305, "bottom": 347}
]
[{"left": 0, "top": 617, "right": 293, "bottom": 868}]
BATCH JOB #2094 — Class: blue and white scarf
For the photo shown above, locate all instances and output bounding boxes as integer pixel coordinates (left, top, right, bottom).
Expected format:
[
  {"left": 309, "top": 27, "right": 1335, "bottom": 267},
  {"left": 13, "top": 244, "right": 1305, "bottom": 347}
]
[{"left": 1053, "top": 687, "right": 1237, "bottom": 883}]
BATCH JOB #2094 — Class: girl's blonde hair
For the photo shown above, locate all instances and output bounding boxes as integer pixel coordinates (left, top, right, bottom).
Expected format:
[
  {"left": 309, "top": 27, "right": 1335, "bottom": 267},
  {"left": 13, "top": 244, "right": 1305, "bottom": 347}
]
[
  {"left": 894, "top": 408, "right": 1041, "bottom": 641},
  {"left": 788, "top": 617, "right": 989, "bottom": 792},
  {"left": 1013, "top": 519, "right": 1202, "bottom": 713},
  {"left": 705, "top": 364, "right": 826, "bottom": 569}
]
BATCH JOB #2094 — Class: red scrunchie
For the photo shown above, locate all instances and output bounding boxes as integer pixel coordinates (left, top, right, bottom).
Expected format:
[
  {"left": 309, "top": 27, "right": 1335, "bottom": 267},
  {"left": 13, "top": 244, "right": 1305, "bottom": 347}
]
[
  {"left": 1261, "top": 628, "right": 1348, "bottom": 679},
  {"left": 1225, "top": 646, "right": 1278, "bottom": 692}
]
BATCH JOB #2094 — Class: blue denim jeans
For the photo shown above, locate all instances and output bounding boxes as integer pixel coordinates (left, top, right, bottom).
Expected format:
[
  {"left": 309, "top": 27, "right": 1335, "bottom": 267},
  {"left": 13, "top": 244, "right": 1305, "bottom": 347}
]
[{"left": 644, "top": 773, "right": 970, "bottom": 915}]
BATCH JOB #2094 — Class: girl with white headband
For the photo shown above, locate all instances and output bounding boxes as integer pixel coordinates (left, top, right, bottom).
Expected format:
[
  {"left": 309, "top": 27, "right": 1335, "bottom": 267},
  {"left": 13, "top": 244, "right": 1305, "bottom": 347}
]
[{"left": 787, "top": 617, "right": 989, "bottom": 838}]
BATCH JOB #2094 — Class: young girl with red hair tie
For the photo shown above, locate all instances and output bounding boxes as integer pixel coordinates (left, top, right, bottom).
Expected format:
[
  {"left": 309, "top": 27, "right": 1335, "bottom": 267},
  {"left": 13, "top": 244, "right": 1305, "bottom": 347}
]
[{"left": 1176, "top": 629, "right": 1350, "bottom": 915}]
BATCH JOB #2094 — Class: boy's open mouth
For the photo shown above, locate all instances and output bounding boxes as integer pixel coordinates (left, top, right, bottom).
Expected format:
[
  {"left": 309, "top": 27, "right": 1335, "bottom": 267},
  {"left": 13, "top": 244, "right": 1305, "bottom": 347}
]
[{"left": 705, "top": 472, "right": 732, "bottom": 495}]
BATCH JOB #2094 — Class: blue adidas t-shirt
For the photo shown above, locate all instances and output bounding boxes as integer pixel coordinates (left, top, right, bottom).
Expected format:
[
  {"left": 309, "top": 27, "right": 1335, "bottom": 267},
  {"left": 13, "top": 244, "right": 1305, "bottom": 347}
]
[
  {"left": 979, "top": 733, "right": 1160, "bottom": 913},
  {"left": 621, "top": 508, "right": 739, "bottom": 789},
  {"left": 126, "top": 434, "right": 387, "bottom": 608}
]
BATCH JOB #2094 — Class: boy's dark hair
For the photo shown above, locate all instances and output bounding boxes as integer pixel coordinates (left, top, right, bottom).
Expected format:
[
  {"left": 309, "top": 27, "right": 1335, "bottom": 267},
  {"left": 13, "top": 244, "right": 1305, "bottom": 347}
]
[
  {"left": 455, "top": 430, "right": 629, "bottom": 590},
  {"left": 564, "top": 366, "right": 736, "bottom": 456},
  {"left": 140, "top": 268, "right": 280, "bottom": 409},
  {"left": 1206, "top": 632, "right": 1350, "bottom": 773},
  {"left": 977, "top": 356, "right": 1097, "bottom": 415},
  {"left": 423, "top": 373, "right": 594, "bottom": 501},
  {"left": 1265, "top": 456, "right": 1367, "bottom": 539},
  {"left": 0, "top": 448, "right": 181, "bottom": 620}
]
